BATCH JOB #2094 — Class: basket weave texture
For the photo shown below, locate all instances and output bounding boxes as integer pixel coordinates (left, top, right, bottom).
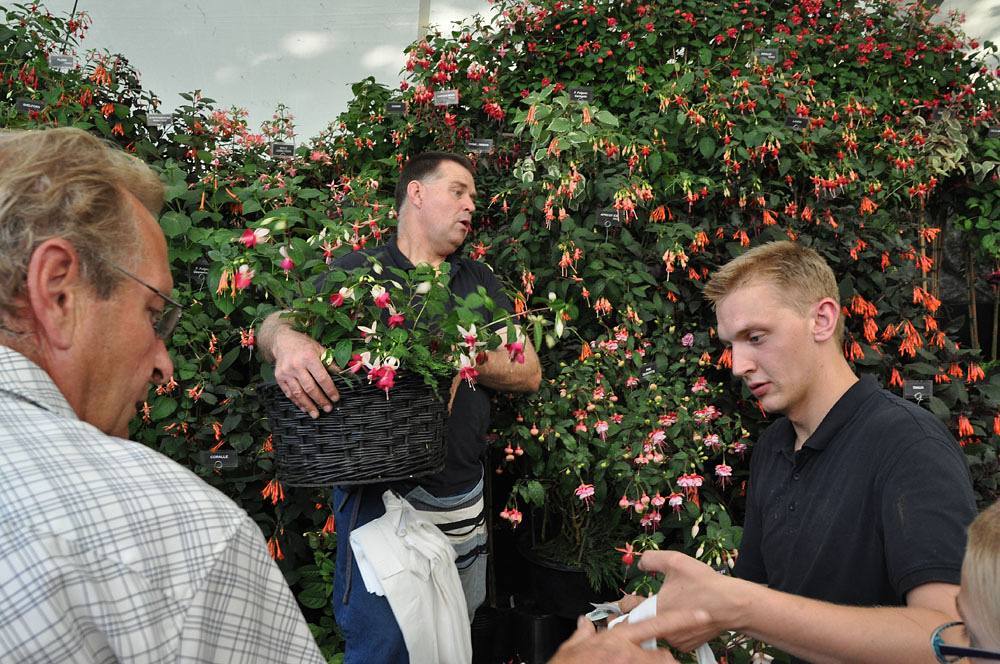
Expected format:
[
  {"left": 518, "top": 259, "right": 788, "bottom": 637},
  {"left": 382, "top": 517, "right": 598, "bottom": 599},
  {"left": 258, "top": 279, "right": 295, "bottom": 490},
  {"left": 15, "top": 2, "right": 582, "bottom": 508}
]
[{"left": 262, "top": 373, "right": 448, "bottom": 487}]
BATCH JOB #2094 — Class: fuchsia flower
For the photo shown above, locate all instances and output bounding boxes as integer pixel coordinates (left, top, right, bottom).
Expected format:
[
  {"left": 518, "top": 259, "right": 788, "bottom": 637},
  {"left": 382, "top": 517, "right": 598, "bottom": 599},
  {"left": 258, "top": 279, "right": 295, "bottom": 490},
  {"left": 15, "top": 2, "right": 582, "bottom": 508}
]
[
  {"left": 504, "top": 341, "right": 525, "bottom": 363},
  {"left": 691, "top": 376, "right": 709, "bottom": 393},
  {"left": 681, "top": 332, "right": 695, "bottom": 347},
  {"left": 387, "top": 312, "right": 406, "bottom": 328},
  {"left": 371, "top": 285, "right": 391, "bottom": 309},
  {"left": 346, "top": 352, "right": 369, "bottom": 374},
  {"left": 595, "top": 420, "right": 609, "bottom": 439},
  {"left": 668, "top": 492, "right": 684, "bottom": 513},
  {"left": 234, "top": 264, "right": 255, "bottom": 289},
  {"left": 458, "top": 354, "right": 479, "bottom": 386},
  {"left": 329, "top": 287, "right": 352, "bottom": 307},
  {"left": 615, "top": 541, "right": 636, "bottom": 566},
  {"left": 715, "top": 463, "right": 733, "bottom": 487},
  {"left": 500, "top": 507, "right": 522, "bottom": 526},
  {"left": 278, "top": 246, "right": 294, "bottom": 273},
  {"left": 575, "top": 483, "right": 595, "bottom": 508},
  {"left": 239, "top": 227, "right": 269, "bottom": 247}
]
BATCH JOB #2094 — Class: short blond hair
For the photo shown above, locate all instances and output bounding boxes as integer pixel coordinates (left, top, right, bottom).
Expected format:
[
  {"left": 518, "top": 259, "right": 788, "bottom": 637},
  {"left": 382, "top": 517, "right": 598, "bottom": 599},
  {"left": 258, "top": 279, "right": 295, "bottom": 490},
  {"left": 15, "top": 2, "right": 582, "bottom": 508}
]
[
  {"left": 703, "top": 241, "right": 844, "bottom": 344},
  {"left": 963, "top": 500, "right": 1000, "bottom": 646},
  {"left": 0, "top": 127, "right": 164, "bottom": 322}
]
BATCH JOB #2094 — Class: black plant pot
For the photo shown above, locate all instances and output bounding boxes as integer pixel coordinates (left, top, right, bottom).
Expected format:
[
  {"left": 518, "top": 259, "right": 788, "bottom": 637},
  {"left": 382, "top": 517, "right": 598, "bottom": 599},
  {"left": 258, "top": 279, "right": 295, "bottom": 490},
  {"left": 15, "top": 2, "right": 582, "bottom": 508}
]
[
  {"left": 509, "top": 606, "right": 574, "bottom": 664},
  {"left": 516, "top": 537, "right": 608, "bottom": 620}
]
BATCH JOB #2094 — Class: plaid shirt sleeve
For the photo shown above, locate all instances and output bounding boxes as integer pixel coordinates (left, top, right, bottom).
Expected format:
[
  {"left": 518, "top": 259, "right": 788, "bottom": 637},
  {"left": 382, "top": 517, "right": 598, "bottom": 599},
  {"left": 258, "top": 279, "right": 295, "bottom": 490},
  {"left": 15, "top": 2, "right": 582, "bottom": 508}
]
[{"left": 177, "top": 514, "right": 325, "bottom": 663}]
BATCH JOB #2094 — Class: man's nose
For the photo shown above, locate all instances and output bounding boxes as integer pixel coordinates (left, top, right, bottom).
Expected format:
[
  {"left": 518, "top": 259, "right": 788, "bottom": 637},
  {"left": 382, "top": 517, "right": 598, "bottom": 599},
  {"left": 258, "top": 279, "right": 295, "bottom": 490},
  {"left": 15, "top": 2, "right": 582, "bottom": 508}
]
[
  {"left": 150, "top": 339, "right": 174, "bottom": 386},
  {"left": 730, "top": 346, "right": 753, "bottom": 378}
]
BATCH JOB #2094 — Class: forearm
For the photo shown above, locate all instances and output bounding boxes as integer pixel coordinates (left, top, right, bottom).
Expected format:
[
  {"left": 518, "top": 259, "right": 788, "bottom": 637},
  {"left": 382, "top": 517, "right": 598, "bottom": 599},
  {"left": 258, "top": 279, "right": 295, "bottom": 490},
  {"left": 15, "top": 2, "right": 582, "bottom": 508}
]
[
  {"left": 741, "top": 582, "right": 955, "bottom": 664},
  {"left": 476, "top": 345, "right": 541, "bottom": 393},
  {"left": 256, "top": 310, "right": 294, "bottom": 364}
]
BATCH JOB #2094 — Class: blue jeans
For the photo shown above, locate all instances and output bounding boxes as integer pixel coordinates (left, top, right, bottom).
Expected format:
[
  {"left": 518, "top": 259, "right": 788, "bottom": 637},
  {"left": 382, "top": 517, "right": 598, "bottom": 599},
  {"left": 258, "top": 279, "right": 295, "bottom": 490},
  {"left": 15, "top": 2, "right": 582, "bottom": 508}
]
[{"left": 331, "top": 479, "right": 485, "bottom": 664}]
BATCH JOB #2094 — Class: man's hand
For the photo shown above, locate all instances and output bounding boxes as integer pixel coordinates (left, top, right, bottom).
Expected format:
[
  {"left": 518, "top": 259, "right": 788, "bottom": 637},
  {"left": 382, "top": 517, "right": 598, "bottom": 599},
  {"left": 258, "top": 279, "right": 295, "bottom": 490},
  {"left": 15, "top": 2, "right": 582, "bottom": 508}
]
[
  {"left": 548, "top": 616, "right": 679, "bottom": 664},
  {"left": 271, "top": 325, "right": 340, "bottom": 419},
  {"left": 626, "top": 551, "right": 750, "bottom": 652}
]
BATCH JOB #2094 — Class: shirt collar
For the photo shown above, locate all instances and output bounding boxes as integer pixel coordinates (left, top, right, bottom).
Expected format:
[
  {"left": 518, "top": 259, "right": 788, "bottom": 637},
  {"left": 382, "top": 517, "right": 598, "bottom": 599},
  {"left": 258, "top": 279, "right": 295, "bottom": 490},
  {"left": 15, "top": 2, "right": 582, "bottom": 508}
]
[
  {"left": 386, "top": 236, "right": 461, "bottom": 277},
  {"left": 0, "top": 345, "right": 78, "bottom": 421},
  {"left": 776, "top": 375, "right": 878, "bottom": 456}
]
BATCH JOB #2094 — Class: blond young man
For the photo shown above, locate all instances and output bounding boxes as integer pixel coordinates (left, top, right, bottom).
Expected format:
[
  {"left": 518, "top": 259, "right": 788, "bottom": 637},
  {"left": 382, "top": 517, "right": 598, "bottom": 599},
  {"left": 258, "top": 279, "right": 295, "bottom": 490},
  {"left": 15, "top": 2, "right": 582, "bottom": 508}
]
[
  {"left": 622, "top": 241, "right": 976, "bottom": 663},
  {"left": 0, "top": 128, "right": 323, "bottom": 663},
  {"left": 931, "top": 500, "right": 1000, "bottom": 663}
]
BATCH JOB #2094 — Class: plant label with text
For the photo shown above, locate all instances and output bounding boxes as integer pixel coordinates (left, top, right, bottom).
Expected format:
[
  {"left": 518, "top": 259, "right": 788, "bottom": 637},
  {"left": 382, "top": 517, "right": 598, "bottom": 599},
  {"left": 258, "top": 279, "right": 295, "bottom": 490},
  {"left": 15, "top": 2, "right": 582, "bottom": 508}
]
[
  {"left": 16, "top": 98, "right": 44, "bottom": 114},
  {"left": 569, "top": 87, "right": 594, "bottom": 103},
  {"left": 146, "top": 113, "right": 173, "bottom": 128},
  {"left": 271, "top": 142, "right": 295, "bottom": 159},
  {"left": 199, "top": 451, "right": 239, "bottom": 469},
  {"left": 433, "top": 89, "right": 459, "bottom": 106},
  {"left": 47, "top": 53, "right": 76, "bottom": 72},
  {"left": 903, "top": 380, "right": 933, "bottom": 402},
  {"left": 466, "top": 138, "right": 494, "bottom": 153}
]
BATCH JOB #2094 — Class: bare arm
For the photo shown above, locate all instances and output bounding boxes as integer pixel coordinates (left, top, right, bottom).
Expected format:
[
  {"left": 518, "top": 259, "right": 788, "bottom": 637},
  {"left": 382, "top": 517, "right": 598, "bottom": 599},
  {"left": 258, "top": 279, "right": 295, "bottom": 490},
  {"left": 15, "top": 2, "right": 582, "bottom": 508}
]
[
  {"left": 257, "top": 310, "right": 340, "bottom": 418},
  {"left": 630, "top": 551, "right": 958, "bottom": 664},
  {"left": 475, "top": 325, "right": 541, "bottom": 393}
]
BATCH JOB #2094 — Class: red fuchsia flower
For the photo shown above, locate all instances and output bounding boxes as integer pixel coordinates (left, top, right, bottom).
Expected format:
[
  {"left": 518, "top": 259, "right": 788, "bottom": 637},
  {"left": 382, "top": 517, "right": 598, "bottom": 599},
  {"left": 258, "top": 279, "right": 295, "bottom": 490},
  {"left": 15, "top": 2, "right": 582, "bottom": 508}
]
[
  {"left": 691, "top": 376, "right": 709, "bottom": 393},
  {"left": 457, "top": 324, "right": 482, "bottom": 350},
  {"left": 347, "top": 352, "right": 370, "bottom": 374},
  {"left": 615, "top": 542, "right": 636, "bottom": 567},
  {"left": 715, "top": 463, "right": 733, "bottom": 487},
  {"left": 458, "top": 354, "right": 479, "bottom": 387},
  {"left": 651, "top": 493, "right": 666, "bottom": 508},
  {"left": 387, "top": 312, "right": 406, "bottom": 328},
  {"left": 371, "top": 285, "right": 391, "bottom": 309},
  {"left": 505, "top": 341, "right": 525, "bottom": 364},
  {"left": 358, "top": 321, "right": 377, "bottom": 341},
  {"left": 575, "top": 483, "right": 595, "bottom": 509},
  {"left": 278, "top": 246, "right": 295, "bottom": 273},
  {"left": 660, "top": 412, "right": 679, "bottom": 426},
  {"left": 625, "top": 376, "right": 640, "bottom": 388},
  {"left": 649, "top": 429, "right": 666, "bottom": 446},
  {"left": 618, "top": 494, "right": 631, "bottom": 509},
  {"left": 668, "top": 492, "right": 684, "bottom": 513},
  {"left": 239, "top": 327, "right": 255, "bottom": 349},
  {"left": 234, "top": 264, "right": 255, "bottom": 290},
  {"left": 681, "top": 332, "right": 695, "bottom": 347},
  {"left": 329, "top": 287, "right": 353, "bottom": 307},
  {"left": 595, "top": 420, "right": 609, "bottom": 440},
  {"left": 239, "top": 227, "right": 269, "bottom": 247},
  {"left": 611, "top": 413, "right": 624, "bottom": 424},
  {"left": 704, "top": 433, "right": 721, "bottom": 450},
  {"left": 640, "top": 510, "right": 662, "bottom": 531},
  {"left": 499, "top": 507, "right": 523, "bottom": 526}
]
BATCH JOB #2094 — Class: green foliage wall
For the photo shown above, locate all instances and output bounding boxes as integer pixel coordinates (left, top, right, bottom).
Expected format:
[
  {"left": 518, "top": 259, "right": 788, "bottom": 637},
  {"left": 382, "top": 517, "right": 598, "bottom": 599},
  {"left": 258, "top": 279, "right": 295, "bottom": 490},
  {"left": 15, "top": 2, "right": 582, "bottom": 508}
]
[{"left": 3, "top": 1, "right": 999, "bottom": 660}]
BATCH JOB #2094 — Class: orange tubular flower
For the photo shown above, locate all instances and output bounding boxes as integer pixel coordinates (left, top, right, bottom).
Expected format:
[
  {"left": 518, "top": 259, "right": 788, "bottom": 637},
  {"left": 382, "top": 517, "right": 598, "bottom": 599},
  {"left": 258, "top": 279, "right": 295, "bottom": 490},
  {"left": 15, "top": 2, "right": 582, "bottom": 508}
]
[
  {"left": 717, "top": 347, "right": 732, "bottom": 369},
  {"left": 888, "top": 368, "right": 904, "bottom": 388},
  {"left": 957, "top": 415, "right": 974, "bottom": 438},
  {"left": 579, "top": 343, "right": 592, "bottom": 361},
  {"left": 967, "top": 363, "right": 985, "bottom": 383}
]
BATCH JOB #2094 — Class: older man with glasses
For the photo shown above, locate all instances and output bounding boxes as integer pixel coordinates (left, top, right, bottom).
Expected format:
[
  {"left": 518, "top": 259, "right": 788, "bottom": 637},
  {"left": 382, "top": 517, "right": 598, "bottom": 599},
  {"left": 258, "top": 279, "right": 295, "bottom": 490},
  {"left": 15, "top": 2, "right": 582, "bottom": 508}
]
[{"left": 0, "top": 128, "right": 324, "bottom": 663}]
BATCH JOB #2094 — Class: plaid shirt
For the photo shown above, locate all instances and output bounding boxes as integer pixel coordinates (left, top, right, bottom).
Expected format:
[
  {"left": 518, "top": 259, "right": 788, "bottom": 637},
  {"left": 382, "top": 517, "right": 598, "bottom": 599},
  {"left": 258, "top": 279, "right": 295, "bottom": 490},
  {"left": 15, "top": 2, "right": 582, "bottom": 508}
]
[{"left": 0, "top": 347, "right": 324, "bottom": 663}]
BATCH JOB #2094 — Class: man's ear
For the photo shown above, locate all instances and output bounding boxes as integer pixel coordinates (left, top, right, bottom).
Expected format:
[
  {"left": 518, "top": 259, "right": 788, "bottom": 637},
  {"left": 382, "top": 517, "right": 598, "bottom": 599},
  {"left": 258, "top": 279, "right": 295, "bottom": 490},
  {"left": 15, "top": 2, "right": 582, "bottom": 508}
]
[
  {"left": 812, "top": 297, "right": 841, "bottom": 343},
  {"left": 25, "top": 238, "right": 84, "bottom": 351},
  {"left": 406, "top": 179, "right": 423, "bottom": 209}
]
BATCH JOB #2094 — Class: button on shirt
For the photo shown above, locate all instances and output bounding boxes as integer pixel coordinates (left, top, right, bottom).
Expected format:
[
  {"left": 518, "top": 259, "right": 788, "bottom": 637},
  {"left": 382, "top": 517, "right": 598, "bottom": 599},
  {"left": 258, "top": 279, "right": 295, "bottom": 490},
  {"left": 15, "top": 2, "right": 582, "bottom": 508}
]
[
  {"left": 0, "top": 347, "right": 324, "bottom": 663},
  {"left": 734, "top": 375, "right": 976, "bottom": 609}
]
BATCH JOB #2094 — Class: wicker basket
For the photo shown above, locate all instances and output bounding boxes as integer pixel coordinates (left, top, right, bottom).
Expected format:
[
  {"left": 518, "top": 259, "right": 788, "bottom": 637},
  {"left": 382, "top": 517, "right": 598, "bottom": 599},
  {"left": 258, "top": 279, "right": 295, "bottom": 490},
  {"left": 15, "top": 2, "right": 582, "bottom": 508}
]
[{"left": 261, "top": 373, "right": 448, "bottom": 487}]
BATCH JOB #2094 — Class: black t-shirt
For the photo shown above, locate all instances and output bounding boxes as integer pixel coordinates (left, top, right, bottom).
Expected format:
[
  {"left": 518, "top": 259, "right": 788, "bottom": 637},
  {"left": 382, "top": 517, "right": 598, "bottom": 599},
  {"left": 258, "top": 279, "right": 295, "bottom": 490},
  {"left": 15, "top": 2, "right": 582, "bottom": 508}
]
[
  {"left": 324, "top": 237, "right": 513, "bottom": 497},
  {"left": 734, "top": 375, "right": 976, "bottom": 621}
]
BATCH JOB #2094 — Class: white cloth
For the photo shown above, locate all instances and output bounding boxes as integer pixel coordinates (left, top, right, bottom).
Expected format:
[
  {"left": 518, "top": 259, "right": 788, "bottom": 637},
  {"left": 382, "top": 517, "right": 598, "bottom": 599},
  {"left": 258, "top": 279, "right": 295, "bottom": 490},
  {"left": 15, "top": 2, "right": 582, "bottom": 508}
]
[
  {"left": 608, "top": 595, "right": 717, "bottom": 663},
  {"left": 0, "top": 347, "right": 324, "bottom": 663},
  {"left": 350, "top": 490, "right": 472, "bottom": 664}
]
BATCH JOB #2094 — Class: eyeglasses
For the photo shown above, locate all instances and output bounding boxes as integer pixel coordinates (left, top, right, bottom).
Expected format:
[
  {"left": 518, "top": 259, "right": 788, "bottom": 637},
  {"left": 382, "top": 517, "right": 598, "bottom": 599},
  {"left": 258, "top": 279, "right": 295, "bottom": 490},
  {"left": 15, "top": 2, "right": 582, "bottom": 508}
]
[
  {"left": 932, "top": 621, "right": 1000, "bottom": 663},
  {"left": 106, "top": 263, "right": 183, "bottom": 340}
]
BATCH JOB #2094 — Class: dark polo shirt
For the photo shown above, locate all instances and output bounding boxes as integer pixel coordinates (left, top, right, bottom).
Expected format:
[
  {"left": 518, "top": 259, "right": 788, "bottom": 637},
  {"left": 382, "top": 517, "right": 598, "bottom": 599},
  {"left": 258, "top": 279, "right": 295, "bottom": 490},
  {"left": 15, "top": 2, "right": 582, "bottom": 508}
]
[
  {"left": 326, "top": 237, "right": 513, "bottom": 496},
  {"left": 734, "top": 375, "right": 976, "bottom": 614}
]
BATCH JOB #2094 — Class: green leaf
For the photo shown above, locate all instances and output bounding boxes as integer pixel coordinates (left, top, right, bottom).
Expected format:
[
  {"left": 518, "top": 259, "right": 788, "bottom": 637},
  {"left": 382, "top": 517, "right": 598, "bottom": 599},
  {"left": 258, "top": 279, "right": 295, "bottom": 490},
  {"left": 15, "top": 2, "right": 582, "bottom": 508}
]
[
  {"left": 150, "top": 398, "right": 177, "bottom": 421},
  {"left": 159, "top": 211, "right": 191, "bottom": 238},
  {"left": 595, "top": 110, "right": 618, "bottom": 127},
  {"left": 698, "top": 136, "right": 715, "bottom": 159}
]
